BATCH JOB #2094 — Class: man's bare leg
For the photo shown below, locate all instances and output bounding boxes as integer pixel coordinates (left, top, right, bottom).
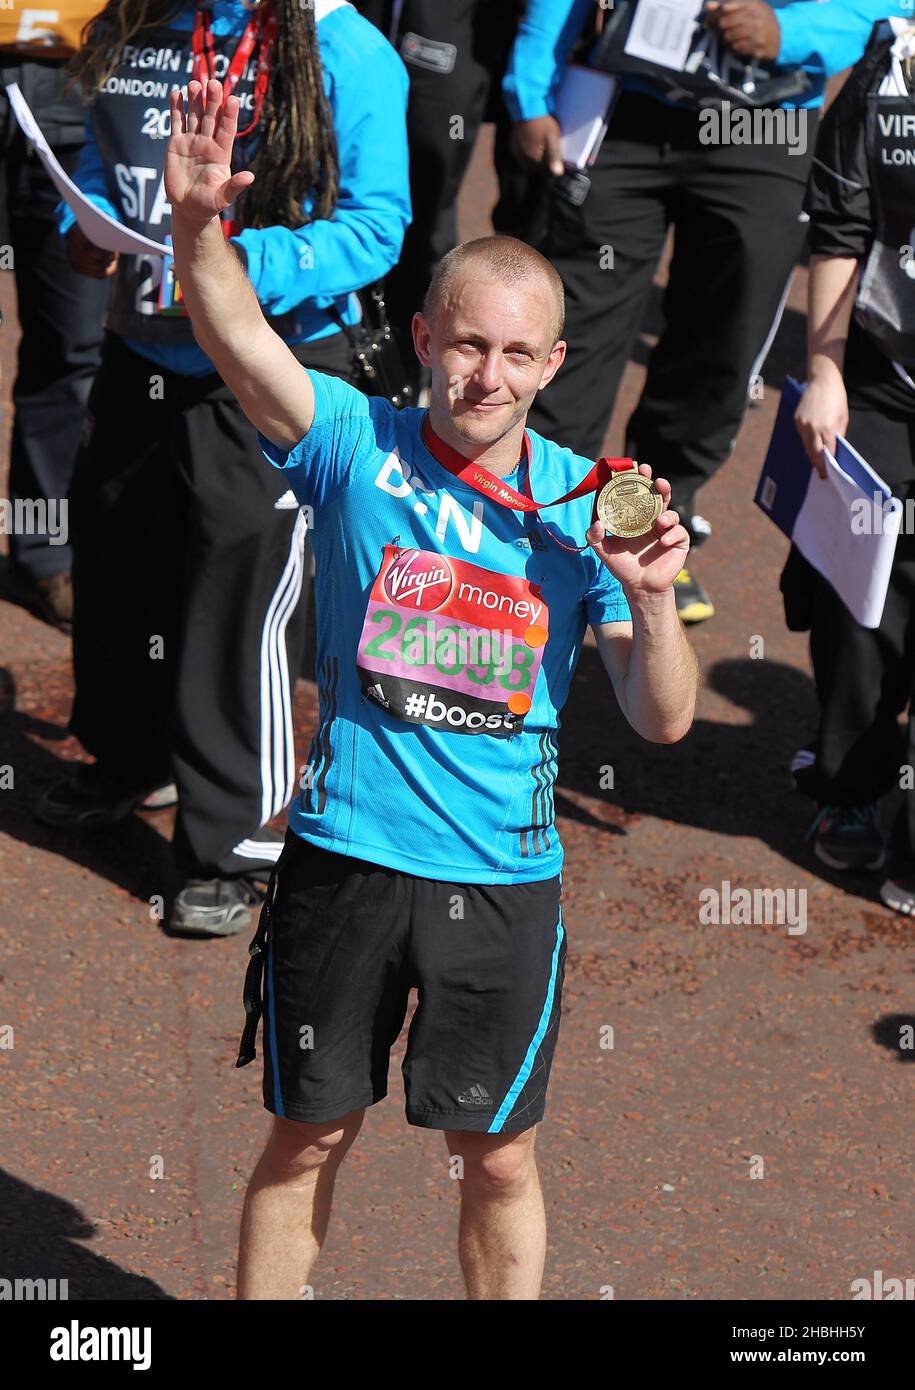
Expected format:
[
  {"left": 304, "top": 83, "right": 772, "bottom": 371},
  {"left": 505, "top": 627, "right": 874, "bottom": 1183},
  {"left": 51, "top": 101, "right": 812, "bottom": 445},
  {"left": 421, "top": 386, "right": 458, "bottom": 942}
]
[
  {"left": 445, "top": 1126, "right": 545, "bottom": 1300},
  {"left": 237, "top": 1110, "right": 364, "bottom": 1299}
]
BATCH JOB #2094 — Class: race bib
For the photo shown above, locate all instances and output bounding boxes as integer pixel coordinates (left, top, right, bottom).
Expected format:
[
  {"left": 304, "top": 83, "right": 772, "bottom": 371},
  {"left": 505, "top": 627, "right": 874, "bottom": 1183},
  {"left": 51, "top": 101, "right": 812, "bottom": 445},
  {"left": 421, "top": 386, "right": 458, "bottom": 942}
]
[
  {"left": 157, "top": 243, "right": 187, "bottom": 316},
  {"left": 357, "top": 546, "right": 550, "bottom": 738},
  {"left": 134, "top": 225, "right": 238, "bottom": 318}
]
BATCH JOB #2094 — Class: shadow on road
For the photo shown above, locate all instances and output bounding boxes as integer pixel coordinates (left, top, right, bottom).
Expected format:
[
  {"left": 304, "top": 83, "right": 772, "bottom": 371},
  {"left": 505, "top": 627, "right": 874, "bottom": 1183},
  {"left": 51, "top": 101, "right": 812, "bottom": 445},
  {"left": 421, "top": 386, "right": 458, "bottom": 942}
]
[
  {"left": 0, "top": 1169, "right": 172, "bottom": 1299},
  {"left": 872, "top": 1015, "right": 915, "bottom": 1061},
  {"left": 557, "top": 648, "right": 886, "bottom": 904},
  {"left": 0, "top": 666, "right": 177, "bottom": 903}
]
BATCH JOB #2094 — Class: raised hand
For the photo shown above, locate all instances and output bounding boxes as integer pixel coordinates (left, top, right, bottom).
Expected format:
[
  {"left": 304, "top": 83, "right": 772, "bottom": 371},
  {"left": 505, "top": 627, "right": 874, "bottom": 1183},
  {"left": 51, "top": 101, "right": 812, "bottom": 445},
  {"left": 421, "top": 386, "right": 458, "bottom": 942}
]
[
  {"left": 165, "top": 78, "right": 255, "bottom": 231},
  {"left": 586, "top": 466, "right": 690, "bottom": 594}
]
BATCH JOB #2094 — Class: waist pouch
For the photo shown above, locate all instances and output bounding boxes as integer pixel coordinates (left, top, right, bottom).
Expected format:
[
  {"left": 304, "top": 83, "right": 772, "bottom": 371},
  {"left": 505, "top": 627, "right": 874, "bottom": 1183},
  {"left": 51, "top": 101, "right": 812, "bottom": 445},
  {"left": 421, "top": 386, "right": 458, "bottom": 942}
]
[{"left": 329, "top": 282, "right": 415, "bottom": 408}]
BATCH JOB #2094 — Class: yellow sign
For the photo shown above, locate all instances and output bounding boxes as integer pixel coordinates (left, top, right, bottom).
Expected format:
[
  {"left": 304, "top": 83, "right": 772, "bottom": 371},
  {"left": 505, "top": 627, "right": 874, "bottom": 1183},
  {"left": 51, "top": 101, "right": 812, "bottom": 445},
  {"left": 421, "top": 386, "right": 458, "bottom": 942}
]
[{"left": 0, "top": 3, "right": 107, "bottom": 59}]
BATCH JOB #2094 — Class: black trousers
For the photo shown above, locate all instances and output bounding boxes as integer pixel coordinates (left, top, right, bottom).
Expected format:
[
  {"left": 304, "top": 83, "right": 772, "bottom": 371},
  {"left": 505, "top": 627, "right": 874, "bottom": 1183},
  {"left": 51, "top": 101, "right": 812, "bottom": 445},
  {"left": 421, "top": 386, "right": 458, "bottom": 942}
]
[
  {"left": 355, "top": 0, "right": 530, "bottom": 384},
  {"left": 804, "top": 389, "right": 915, "bottom": 846},
  {"left": 68, "top": 330, "right": 352, "bottom": 879},
  {"left": 0, "top": 66, "right": 108, "bottom": 579},
  {"left": 526, "top": 93, "right": 815, "bottom": 528}
]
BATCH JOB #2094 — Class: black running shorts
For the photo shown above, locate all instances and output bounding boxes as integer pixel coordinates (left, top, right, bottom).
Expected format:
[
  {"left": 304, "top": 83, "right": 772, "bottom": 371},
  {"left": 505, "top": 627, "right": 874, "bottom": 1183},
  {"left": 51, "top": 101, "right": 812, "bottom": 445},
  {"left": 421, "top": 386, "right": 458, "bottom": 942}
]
[{"left": 237, "top": 833, "right": 566, "bottom": 1133}]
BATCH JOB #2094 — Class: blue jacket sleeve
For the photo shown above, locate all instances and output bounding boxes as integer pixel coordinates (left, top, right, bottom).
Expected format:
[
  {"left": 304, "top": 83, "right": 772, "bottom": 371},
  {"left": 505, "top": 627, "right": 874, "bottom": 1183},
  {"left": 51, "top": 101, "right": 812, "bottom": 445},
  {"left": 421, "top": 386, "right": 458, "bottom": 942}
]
[
  {"left": 234, "top": 16, "right": 411, "bottom": 317},
  {"left": 776, "top": 0, "right": 913, "bottom": 77},
  {"left": 56, "top": 115, "right": 121, "bottom": 238},
  {"left": 503, "top": 0, "right": 594, "bottom": 121}
]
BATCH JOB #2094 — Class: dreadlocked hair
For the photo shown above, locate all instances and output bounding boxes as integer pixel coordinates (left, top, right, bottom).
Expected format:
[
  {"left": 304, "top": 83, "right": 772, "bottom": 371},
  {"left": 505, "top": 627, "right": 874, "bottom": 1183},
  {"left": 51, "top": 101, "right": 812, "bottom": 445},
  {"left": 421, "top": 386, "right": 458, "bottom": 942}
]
[{"left": 69, "top": 0, "right": 339, "bottom": 230}]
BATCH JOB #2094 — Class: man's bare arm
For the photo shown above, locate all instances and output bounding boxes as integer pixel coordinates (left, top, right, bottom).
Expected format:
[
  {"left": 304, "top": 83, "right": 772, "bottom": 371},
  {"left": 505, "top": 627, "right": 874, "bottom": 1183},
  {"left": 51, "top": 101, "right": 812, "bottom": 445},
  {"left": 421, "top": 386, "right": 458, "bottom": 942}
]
[
  {"left": 583, "top": 467, "right": 696, "bottom": 743},
  {"left": 593, "top": 598, "right": 697, "bottom": 744},
  {"left": 165, "top": 81, "right": 315, "bottom": 449}
]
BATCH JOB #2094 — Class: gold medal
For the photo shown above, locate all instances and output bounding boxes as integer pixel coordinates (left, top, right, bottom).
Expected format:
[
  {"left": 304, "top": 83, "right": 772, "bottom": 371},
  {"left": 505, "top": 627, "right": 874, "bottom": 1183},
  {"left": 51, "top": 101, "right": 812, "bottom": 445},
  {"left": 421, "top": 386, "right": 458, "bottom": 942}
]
[{"left": 595, "top": 465, "right": 662, "bottom": 539}]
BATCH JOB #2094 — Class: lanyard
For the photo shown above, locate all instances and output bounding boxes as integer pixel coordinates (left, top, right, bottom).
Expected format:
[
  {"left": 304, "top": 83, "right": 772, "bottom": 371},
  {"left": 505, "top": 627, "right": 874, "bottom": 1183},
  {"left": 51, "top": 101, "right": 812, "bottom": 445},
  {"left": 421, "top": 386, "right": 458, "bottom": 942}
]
[
  {"left": 421, "top": 417, "right": 635, "bottom": 552},
  {"left": 192, "top": 4, "right": 277, "bottom": 137}
]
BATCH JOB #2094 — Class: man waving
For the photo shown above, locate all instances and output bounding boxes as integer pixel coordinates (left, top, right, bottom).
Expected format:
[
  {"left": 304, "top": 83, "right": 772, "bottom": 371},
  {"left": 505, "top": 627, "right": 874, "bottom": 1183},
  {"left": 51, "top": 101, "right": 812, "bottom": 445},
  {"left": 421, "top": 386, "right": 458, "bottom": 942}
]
[{"left": 166, "top": 78, "right": 697, "bottom": 1300}]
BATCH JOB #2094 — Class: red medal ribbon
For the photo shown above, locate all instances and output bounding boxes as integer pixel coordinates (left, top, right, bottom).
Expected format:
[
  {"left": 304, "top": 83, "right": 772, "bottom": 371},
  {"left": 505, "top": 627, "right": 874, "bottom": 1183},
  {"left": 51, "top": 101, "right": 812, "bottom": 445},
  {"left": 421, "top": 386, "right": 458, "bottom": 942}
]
[
  {"left": 421, "top": 417, "right": 636, "bottom": 552},
  {"left": 192, "top": 4, "right": 277, "bottom": 136},
  {"left": 421, "top": 418, "right": 634, "bottom": 512}
]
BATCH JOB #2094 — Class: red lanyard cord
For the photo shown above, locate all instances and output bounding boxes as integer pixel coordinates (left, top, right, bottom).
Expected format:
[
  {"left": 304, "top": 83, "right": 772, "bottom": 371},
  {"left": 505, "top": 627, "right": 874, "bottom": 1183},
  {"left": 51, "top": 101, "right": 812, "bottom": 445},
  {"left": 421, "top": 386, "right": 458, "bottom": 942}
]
[{"left": 191, "top": 4, "right": 277, "bottom": 137}]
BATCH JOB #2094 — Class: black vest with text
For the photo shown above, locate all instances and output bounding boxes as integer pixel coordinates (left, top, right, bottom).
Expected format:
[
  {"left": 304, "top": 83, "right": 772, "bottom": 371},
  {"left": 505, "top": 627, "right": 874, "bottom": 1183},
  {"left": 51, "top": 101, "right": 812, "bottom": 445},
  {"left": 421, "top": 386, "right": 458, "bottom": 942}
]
[{"left": 856, "top": 21, "right": 915, "bottom": 369}]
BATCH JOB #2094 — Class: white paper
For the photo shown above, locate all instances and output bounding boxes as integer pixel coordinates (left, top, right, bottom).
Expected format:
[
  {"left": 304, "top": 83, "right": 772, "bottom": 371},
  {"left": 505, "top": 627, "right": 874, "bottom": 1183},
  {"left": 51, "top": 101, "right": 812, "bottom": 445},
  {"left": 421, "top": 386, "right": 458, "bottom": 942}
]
[
  {"left": 791, "top": 445, "right": 902, "bottom": 629},
  {"left": 5, "top": 82, "right": 169, "bottom": 256},
  {"left": 623, "top": 0, "right": 703, "bottom": 72},
  {"left": 555, "top": 65, "right": 618, "bottom": 169}
]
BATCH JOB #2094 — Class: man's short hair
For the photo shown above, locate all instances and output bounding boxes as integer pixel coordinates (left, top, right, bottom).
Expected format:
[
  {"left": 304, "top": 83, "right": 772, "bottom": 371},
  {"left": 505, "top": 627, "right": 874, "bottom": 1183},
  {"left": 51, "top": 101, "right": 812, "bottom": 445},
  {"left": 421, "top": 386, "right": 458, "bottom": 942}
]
[{"left": 423, "top": 235, "right": 565, "bottom": 346}]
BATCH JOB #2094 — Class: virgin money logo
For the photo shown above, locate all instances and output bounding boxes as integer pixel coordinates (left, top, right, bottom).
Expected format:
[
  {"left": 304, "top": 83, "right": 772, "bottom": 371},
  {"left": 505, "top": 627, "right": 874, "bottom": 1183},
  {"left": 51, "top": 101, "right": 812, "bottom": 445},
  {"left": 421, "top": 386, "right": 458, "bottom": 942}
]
[{"left": 383, "top": 549, "right": 453, "bottom": 611}]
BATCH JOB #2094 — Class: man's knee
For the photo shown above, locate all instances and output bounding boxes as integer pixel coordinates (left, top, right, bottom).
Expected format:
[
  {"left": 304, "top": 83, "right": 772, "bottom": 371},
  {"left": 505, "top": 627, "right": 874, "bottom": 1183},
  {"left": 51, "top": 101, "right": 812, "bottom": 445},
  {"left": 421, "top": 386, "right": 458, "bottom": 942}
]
[
  {"left": 262, "top": 1110, "right": 363, "bottom": 1181},
  {"left": 448, "top": 1128, "right": 538, "bottom": 1197}
]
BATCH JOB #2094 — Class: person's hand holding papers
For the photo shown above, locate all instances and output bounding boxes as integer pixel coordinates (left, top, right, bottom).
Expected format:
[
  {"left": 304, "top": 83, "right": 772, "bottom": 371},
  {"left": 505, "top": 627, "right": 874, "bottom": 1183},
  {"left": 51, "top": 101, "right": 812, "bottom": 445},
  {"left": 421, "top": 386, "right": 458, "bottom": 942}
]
[
  {"left": 66, "top": 225, "right": 118, "bottom": 279},
  {"left": 795, "top": 367, "right": 851, "bottom": 479},
  {"left": 510, "top": 114, "right": 565, "bottom": 177}
]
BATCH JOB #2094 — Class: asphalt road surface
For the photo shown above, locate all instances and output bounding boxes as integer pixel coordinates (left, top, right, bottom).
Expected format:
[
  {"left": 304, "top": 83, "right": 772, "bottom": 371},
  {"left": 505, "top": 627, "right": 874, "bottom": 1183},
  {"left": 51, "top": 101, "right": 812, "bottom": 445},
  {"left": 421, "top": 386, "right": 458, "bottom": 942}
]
[{"left": 1, "top": 128, "right": 913, "bottom": 1302}]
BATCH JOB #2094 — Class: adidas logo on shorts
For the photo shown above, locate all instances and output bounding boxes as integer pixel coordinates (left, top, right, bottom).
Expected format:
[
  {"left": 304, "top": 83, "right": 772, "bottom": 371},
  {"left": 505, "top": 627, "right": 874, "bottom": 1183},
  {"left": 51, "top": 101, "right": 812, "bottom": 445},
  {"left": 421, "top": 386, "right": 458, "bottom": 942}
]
[{"left": 458, "top": 1083, "right": 493, "bottom": 1107}]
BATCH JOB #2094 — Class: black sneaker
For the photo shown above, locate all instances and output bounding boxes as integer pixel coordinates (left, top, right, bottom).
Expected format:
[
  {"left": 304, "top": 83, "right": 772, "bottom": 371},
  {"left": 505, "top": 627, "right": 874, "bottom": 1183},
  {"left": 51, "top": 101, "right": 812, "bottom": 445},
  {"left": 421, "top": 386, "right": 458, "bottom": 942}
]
[
  {"left": 674, "top": 566, "right": 714, "bottom": 624},
  {"left": 879, "top": 878, "right": 915, "bottom": 915},
  {"left": 168, "top": 877, "right": 264, "bottom": 938},
  {"left": 806, "top": 803, "right": 886, "bottom": 872},
  {"left": 9, "top": 563, "right": 73, "bottom": 634},
  {"left": 35, "top": 763, "right": 166, "bottom": 830}
]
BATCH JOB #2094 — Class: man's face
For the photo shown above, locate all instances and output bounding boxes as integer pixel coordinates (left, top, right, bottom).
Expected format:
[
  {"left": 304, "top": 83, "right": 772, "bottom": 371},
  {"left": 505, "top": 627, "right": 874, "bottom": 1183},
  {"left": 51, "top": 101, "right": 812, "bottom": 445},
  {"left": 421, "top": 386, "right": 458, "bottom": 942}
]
[{"left": 413, "top": 273, "right": 566, "bottom": 451}]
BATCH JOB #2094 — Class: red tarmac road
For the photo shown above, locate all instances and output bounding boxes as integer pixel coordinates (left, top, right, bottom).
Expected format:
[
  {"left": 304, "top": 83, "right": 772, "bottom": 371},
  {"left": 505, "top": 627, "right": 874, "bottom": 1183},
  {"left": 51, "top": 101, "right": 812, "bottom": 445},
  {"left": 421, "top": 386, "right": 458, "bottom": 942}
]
[{"left": 1, "top": 130, "right": 913, "bottom": 1301}]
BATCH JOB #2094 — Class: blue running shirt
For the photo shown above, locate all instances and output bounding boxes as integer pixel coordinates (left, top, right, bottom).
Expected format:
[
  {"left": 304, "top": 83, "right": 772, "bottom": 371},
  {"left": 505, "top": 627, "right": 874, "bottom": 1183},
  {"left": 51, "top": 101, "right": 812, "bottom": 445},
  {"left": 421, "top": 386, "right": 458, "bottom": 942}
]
[{"left": 261, "top": 371, "right": 631, "bottom": 884}]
